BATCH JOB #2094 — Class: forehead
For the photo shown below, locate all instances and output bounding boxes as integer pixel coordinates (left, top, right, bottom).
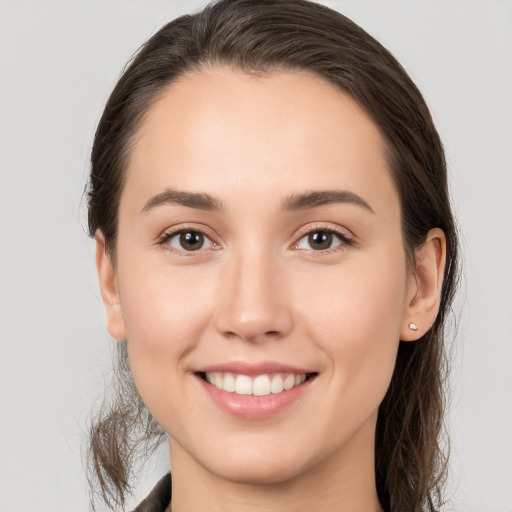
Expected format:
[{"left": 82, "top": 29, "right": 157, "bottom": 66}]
[{"left": 123, "top": 67, "right": 399, "bottom": 218}]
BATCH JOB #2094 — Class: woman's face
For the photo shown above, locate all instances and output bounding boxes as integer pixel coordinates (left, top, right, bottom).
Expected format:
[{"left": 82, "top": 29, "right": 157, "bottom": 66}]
[{"left": 104, "top": 68, "right": 416, "bottom": 485}]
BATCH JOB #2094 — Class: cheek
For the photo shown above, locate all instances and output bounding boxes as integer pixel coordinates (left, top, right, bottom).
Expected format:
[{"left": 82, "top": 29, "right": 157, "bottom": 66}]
[
  {"left": 119, "top": 259, "right": 214, "bottom": 347},
  {"left": 297, "top": 250, "right": 407, "bottom": 399},
  {"left": 116, "top": 260, "right": 216, "bottom": 410}
]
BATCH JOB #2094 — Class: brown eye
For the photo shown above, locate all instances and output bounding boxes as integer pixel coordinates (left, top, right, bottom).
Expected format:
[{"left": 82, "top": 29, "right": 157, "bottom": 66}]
[
  {"left": 179, "top": 231, "right": 204, "bottom": 250},
  {"left": 166, "top": 230, "right": 215, "bottom": 252},
  {"left": 308, "top": 231, "right": 333, "bottom": 250},
  {"left": 295, "top": 229, "right": 347, "bottom": 251}
]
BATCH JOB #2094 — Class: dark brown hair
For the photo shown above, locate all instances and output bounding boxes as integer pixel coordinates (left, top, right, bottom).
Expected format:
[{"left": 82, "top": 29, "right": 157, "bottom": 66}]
[{"left": 87, "top": 1, "right": 459, "bottom": 510}]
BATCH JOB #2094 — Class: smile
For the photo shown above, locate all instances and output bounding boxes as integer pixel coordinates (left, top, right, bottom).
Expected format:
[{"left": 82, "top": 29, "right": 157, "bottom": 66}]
[
  {"left": 196, "top": 363, "right": 318, "bottom": 418},
  {"left": 204, "top": 372, "right": 309, "bottom": 396}
]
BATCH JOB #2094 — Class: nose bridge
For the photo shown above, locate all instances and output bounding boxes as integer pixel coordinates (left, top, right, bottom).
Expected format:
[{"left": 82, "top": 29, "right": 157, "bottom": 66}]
[{"left": 214, "top": 241, "right": 293, "bottom": 342}]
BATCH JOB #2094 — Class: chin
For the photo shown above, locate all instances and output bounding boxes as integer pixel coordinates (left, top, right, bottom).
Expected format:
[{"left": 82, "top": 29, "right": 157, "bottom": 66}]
[
  {"left": 199, "top": 443, "right": 313, "bottom": 486},
  {"left": 215, "top": 460, "right": 306, "bottom": 486}
]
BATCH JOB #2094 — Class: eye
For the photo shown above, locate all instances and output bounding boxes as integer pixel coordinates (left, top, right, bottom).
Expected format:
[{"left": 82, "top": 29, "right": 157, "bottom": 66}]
[
  {"left": 163, "top": 229, "right": 217, "bottom": 252},
  {"left": 294, "top": 229, "right": 349, "bottom": 251}
]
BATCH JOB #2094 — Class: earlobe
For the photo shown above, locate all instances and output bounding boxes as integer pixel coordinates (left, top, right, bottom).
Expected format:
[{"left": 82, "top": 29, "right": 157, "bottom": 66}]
[
  {"left": 95, "top": 231, "right": 127, "bottom": 341},
  {"left": 401, "top": 228, "right": 446, "bottom": 341}
]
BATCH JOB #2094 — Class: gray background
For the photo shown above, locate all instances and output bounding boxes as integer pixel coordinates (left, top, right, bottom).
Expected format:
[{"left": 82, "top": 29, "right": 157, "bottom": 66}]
[{"left": 1, "top": 1, "right": 511, "bottom": 510}]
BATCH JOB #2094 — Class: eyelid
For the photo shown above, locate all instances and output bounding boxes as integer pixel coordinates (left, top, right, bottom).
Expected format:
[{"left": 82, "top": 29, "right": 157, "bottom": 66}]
[
  {"left": 157, "top": 224, "right": 221, "bottom": 254},
  {"left": 156, "top": 222, "right": 354, "bottom": 255},
  {"left": 291, "top": 223, "right": 355, "bottom": 252},
  {"left": 295, "top": 222, "right": 354, "bottom": 239}
]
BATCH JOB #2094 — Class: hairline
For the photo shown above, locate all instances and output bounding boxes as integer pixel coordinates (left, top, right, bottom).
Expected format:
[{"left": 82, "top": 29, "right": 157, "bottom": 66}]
[{"left": 106, "top": 61, "right": 415, "bottom": 271}]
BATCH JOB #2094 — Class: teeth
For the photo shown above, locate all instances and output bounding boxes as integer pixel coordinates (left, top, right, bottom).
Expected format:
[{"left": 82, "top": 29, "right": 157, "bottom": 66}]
[
  {"left": 223, "top": 372, "right": 236, "bottom": 392},
  {"left": 270, "top": 374, "right": 284, "bottom": 394},
  {"left": 283, "top": 374, "right": 295, "bottom": 390},
  {"left": 253, "top": 375, "right": 271, "bottom": 396},
  {"left": 235, "top": 375, "right": 252, "bottom": 395},
  {"left": 204, "top": 371, "right": 308, "bottom": 396}
]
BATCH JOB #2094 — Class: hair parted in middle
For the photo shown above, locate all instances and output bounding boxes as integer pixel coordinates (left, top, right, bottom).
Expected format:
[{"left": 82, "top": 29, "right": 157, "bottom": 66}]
[{"left": 87, "top": 1, "right": 459, "bottom": 511}]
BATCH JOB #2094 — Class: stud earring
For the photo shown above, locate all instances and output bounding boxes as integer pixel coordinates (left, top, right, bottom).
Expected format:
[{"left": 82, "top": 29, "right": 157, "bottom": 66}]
[{"left": 408, "top": 322, "right": 418, "bottom": 331}]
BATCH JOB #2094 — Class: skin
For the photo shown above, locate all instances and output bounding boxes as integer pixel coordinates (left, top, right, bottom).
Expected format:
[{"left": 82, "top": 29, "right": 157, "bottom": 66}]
[{"left": 97, "top": 68, "right": 446, "bottom": 512}]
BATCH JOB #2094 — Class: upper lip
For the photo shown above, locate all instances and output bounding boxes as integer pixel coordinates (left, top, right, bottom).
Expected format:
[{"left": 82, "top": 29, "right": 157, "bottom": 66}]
[{"left": 196, "top": 361, "right": 315, "bottom": 376}]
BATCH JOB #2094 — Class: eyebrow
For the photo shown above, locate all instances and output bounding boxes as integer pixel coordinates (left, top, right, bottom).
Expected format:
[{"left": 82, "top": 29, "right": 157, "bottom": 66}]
[
  {"left": 282, "top": 190, "right": 374, "bottom": 213},
  {"left": 141, "top": 189, "right": 223, "bottom": 213},
  {"left": 141, "top": 188, "right": 374, "bottom": 215}
]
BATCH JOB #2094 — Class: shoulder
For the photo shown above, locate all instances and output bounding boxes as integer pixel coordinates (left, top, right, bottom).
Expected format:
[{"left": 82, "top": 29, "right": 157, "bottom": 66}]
[{"left": 132, "top": 473, "right": 172, "bottom": 512}]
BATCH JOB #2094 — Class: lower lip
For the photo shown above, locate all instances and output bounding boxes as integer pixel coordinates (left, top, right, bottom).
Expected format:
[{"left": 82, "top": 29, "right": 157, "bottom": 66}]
[{"left": 197, "top": 375, "right": 315, "bottom": 419}]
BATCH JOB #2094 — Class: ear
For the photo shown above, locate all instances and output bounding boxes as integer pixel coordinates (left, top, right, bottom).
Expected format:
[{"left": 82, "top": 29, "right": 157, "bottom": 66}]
[
  {"left": 95, "top": 231, "right": 126, "bottom": 341},
  {"left": 401, "top": 228, "right": 446, "bottom": 341}
]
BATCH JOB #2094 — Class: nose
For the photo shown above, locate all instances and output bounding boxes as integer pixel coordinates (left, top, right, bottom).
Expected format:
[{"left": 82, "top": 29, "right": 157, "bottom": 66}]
[{"left": 214, "top": 247, "right": 294, "bottom": 343}]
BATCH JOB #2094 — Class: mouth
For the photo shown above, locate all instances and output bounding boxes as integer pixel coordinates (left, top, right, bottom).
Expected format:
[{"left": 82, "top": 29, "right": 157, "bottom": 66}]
[
  {"left": 197, "top": 371, "right": 318, "bottom": 397},
  {"left": 194, "top": 362, "right": 319, "bottom": 418}
]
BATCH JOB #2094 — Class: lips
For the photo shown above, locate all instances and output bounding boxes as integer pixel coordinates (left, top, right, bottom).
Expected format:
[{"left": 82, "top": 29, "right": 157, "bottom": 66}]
[{"left": 195, "top": 362, "right": 317, "bottom": 418}]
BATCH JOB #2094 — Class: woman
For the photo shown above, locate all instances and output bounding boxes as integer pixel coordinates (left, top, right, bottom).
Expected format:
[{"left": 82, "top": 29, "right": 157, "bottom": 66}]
[{"left": 87, "top": 0, "right": 459, "bottom": 511}]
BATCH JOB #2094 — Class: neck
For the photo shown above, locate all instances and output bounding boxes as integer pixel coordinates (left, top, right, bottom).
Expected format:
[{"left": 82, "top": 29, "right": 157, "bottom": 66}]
[{"left": 168, "top": 416, "right": 383, "bottom": 512}]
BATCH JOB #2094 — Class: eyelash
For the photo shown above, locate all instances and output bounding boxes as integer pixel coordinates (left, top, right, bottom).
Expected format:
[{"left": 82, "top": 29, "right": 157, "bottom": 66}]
[
  {"left": 158, "top": 225, "right": 220, "bottom": 256},
  {"left": 158, "top": 224, "right": 354, "bottom": 256},
  {"left": 292, "top": 224, "right": 354, "bottom": 255}
]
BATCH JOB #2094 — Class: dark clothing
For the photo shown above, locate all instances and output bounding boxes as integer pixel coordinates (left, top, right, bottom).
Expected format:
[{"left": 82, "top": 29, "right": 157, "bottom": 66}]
[{"left": 132, "top": 473, "right": 172, "bottom": 512}]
